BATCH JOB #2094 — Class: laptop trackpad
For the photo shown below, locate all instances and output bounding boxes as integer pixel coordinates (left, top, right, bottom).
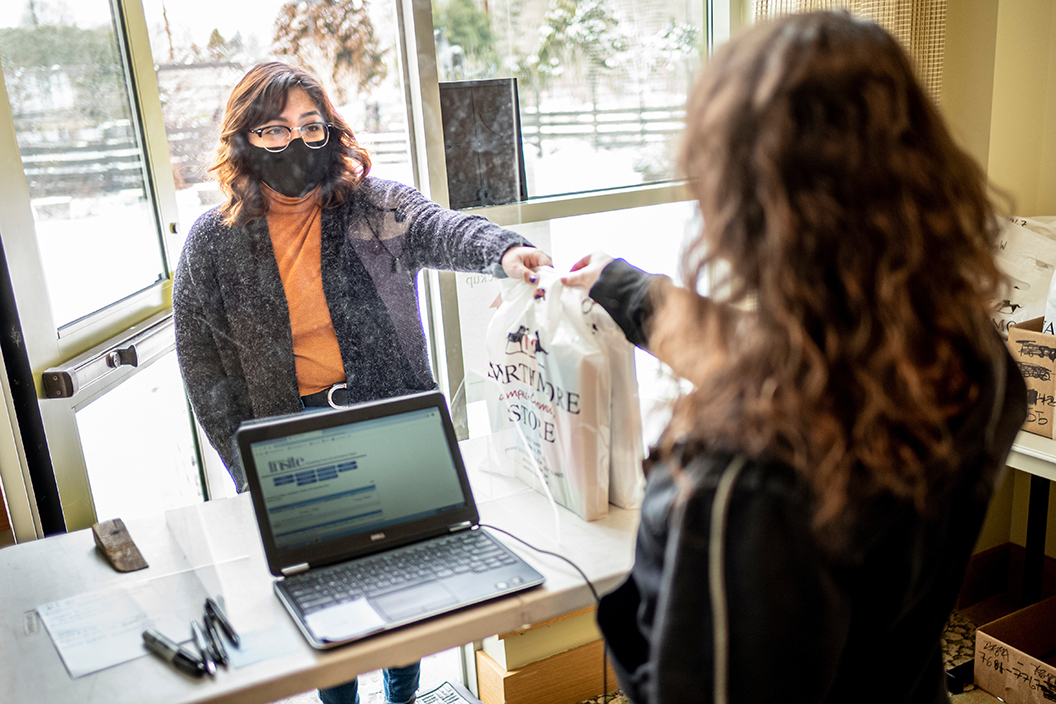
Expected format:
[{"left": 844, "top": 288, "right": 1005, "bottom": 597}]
[
  {"left": 374, "top": 583, "right": 457, "bottom": 621},
  {"left": 307, "top": 598, "right": 387, "bottom": 643}
]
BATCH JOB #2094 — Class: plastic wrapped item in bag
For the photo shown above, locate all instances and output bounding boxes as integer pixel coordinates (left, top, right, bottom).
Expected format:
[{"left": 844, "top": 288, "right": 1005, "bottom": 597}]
[
  {"left": 590, "top": 301, "right": 646, "bottom": 509},
  {"left": 485, "top": 268, "right": 642, "bottom": 521}
]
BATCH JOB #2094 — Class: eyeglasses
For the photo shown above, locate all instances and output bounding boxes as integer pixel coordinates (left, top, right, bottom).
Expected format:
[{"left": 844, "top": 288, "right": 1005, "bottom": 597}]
[{"left": 247, "top": 121, "right": 334, "bottom": 152}]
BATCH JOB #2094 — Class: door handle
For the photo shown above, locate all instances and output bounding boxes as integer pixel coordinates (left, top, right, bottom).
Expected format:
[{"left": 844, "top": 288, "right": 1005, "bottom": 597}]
[
  {"left": 42, "top": 310, "right": 174, "bottom": 399},
  {"left": 106, "top": 346, "right": 139, "bottom": 369}
]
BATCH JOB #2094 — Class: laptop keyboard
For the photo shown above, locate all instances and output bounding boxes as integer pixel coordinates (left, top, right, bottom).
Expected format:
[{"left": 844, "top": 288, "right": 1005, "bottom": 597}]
[{"left": 284, "top": 530, "right": 523, "bottom": 614}]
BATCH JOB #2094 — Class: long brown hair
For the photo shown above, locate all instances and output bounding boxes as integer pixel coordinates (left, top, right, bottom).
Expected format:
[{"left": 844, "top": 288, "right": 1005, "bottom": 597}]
[
  {"left": 210, "top": 62, "right": 372, "bottom": 227},
  {"left": 663, "top": 11, "right": 1006, "bottom": 536}
]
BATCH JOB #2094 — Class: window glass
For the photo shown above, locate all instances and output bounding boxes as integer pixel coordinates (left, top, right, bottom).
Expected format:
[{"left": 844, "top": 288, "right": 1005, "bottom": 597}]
[
  {"left": 459, "top": 201, "right": 697, "bottom": 443},
  {"left": 140, "top": 0, "right": 414, "bottom": 253},
  {"left": 77, "top": 352, "right": 203, "bottom": 521},
  {"left": 0, "top": 1, "right": 168, "bottom": 327},
  {"left": 433, "top": 0, "right": 704, "bottom": 201}
]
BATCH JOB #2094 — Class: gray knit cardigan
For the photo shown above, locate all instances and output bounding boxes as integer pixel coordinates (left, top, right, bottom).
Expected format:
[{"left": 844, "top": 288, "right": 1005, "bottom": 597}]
[{"left": 172, "top": 177, "right": 528, "bottom": 490}]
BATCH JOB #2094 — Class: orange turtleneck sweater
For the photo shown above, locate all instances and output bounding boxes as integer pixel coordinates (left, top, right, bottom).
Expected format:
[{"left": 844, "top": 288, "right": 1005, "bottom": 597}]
[{"left": 263, "top": 185, "right": 344, "bottom": 396}]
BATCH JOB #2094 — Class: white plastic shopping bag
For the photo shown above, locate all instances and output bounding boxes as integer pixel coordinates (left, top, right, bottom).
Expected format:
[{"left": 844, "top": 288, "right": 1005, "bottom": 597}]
[
  {"left": 591, "top": 304, "right": 646, "bottom": 509},
  {"left": 484, "top": 267, "right": 644, "bottom": 520}
]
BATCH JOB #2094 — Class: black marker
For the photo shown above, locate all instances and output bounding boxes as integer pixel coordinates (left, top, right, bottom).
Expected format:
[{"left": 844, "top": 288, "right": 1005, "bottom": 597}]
[
  {"left": 205, "top": 597, "right": 240, "bottom": 647},
  {"left": 142, "top": 629, "right": 207, "bottom": 678},
  {"left": 203, "top": 612, "right": 229, "bottom": 666},
  {"left": 191, "top": 620, "right": 216, "bottom": 676}
]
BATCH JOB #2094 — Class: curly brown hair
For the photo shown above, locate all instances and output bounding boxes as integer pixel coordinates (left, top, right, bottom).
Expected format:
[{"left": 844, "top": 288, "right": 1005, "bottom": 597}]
[
  {"left": 210, "top": 62, "right": 372, "bottom": 227},
  {"left": 661, "top": 11, "right": 1007, "bottom": 537}
]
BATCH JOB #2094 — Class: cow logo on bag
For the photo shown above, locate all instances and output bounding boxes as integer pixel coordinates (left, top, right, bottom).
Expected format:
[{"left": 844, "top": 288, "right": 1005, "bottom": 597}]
[{"left": 505, "top": 325, "right": 547, "bottom": 357}]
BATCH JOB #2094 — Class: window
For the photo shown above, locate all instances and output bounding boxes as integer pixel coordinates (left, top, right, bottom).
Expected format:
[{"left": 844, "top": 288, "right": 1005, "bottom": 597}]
[
  {"left": 432, "top": 0, "right": 705, "bottom": 199},
  {"left": 77, "top": 352, "right": 204, "bottom": 520},
  {"left": 0, "top": 0, "right": 169, "bottom": 327},
  {"left": 140, "top": 0, "right": 415, "bottom": 250},
  {"left": 0, "top": 0, "right": 713, "bottom": 538}
]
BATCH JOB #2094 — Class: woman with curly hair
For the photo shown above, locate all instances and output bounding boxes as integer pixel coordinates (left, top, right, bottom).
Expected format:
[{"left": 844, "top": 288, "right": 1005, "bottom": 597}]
[
  {"left": 173, "top": 62, "right": 549, "bottom": 704},
  {"left": 565, "top": 12, "right": 1026, "bottom": 704}
]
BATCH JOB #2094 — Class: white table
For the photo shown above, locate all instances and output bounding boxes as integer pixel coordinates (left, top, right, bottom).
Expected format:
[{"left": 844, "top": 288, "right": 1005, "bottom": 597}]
[
  {"left": 1007, "top": 431, "right": 1056, "bottom": 482},
  {"left": 0, "top": 437, "right": 638, "bottom": 704}
]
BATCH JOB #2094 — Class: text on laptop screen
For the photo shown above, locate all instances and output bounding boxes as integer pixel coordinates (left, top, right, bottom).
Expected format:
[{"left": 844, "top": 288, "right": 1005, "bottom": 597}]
[{"left": 249, "top": 408, "right": 466, "bottom": 550}]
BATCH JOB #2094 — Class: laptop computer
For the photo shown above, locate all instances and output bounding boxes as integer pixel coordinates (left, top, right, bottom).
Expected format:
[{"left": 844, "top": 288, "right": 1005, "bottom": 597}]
[{"left": 236, "top": 391, "right": 545, "bottom": 649}]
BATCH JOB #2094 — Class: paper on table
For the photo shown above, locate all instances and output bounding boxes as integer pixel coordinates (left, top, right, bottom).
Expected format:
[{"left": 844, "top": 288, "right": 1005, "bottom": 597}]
[
  {"left": 305, "top": 598, "right": 386, "bottom": 643},
  {"left": 38, "top": 569, "right": 209, "bottom": 678},
  {"left": 37, "top": 589, "right": 151, "bottom": 678}
]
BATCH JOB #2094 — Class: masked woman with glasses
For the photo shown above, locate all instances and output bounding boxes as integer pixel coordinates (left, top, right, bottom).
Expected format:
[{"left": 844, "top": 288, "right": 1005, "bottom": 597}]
[
  {"left": 172, "top": 62, "right": 550, "bottom": 704},
  {"left": 564, "top": 12, "right": 1026, "bottom": 704}
]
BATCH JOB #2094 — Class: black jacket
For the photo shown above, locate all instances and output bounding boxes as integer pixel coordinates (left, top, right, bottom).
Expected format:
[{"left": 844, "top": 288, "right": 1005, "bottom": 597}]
[
  {"left": 592, "top": 259, "right": 1027, "bottom": 704},
  {"left": 173, "top": 177, "right": 527, "bottom": 489}
]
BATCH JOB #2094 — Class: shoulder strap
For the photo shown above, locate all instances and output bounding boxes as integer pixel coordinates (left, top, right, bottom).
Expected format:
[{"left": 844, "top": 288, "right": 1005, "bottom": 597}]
[{"left": 708, "top": 454, "right": 747, "bottom": 704}]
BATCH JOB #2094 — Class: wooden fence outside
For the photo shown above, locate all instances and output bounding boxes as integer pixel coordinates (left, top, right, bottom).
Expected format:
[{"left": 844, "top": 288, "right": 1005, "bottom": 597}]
[
  {"left": 518, "top": 103, "right": 687, "bottom": 155},
  {"left": 19, "top": 102, "right": 687, "bottom": 201}
]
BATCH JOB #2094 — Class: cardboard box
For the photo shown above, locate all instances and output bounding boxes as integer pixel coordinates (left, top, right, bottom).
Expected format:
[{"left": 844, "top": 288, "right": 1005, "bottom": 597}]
[
  {"left": 975, "top": 594, "right": 1056, "bottom": 703},
  {"left": 1006, "top": 317, "right": 1056, "bottom": 438}
]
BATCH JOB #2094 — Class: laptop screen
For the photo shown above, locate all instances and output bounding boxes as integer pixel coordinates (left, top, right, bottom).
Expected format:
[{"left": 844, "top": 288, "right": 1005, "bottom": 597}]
[
  {"left": 237, "top": 392, "right": 480, "bottom": 575},
  {"left": 249, "top": 407, "right": 467, "bottom": 551}
]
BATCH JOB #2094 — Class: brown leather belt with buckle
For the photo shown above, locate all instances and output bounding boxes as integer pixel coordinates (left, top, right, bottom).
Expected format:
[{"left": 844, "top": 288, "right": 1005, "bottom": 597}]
[{"left": 300, "top": 382, "right": 350, "bottom": 409}]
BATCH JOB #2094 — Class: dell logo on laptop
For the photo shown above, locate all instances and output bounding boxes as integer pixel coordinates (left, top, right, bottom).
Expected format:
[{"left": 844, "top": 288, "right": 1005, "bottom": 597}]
[{"left": 371, "top": 533, "right": 386, "bottom": 542}]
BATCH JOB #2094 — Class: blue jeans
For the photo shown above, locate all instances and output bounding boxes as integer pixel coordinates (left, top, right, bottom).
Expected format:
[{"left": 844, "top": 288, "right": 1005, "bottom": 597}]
[{"left": 318, "top": 661, "right": 420, "bottom": 704}]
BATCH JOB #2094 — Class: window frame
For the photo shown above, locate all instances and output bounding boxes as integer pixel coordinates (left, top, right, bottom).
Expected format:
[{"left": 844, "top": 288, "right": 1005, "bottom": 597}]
[
  {"left": 0, "top": 0, "right": 742, "bottom": 537},
  {"left": 399, "top": 0, "right": 727, "bottom": 426},
  {"left": 0, "top": 0, "right": 183, "bottom": 535}
]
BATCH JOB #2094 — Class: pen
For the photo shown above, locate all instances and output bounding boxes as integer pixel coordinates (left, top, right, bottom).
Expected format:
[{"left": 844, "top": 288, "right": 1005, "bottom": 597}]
[
  {"left": 191, "top": 619, "right": 217, "bottom": 676},
  {"left": 203, "top": 612, "right": 230, "bottom": 667},
  {"left": 205, "top": 597, "right": 240, "bottom": 647},
  {"left": 142, "top": 628, "right": 207, "bottom": 678}
]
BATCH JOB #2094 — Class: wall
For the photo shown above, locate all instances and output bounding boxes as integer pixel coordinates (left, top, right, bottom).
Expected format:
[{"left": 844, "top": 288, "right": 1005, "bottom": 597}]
[
  {"left": 943, "top": 0, "right": 1056, "bottom": 215},
  {"left": 971, "top": 467, "right": 1056, "bottom": 559},
  {"left": 940, "top": 0, "right": 999, "bottom": 172},
  {"left": 944, "top": 1, "right": 1056, "bottom": 557},
  {"left": 974, "top": 467, "right": 1016, "bottom": 554},
  {"left": 987, "top": 0, "right": 1056, "bottom": 215}
]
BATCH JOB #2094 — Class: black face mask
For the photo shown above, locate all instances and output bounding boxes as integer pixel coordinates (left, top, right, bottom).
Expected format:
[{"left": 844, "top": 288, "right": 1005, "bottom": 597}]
[{"left": 246, "top": 138, "right": 333, "bottom": 198}]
